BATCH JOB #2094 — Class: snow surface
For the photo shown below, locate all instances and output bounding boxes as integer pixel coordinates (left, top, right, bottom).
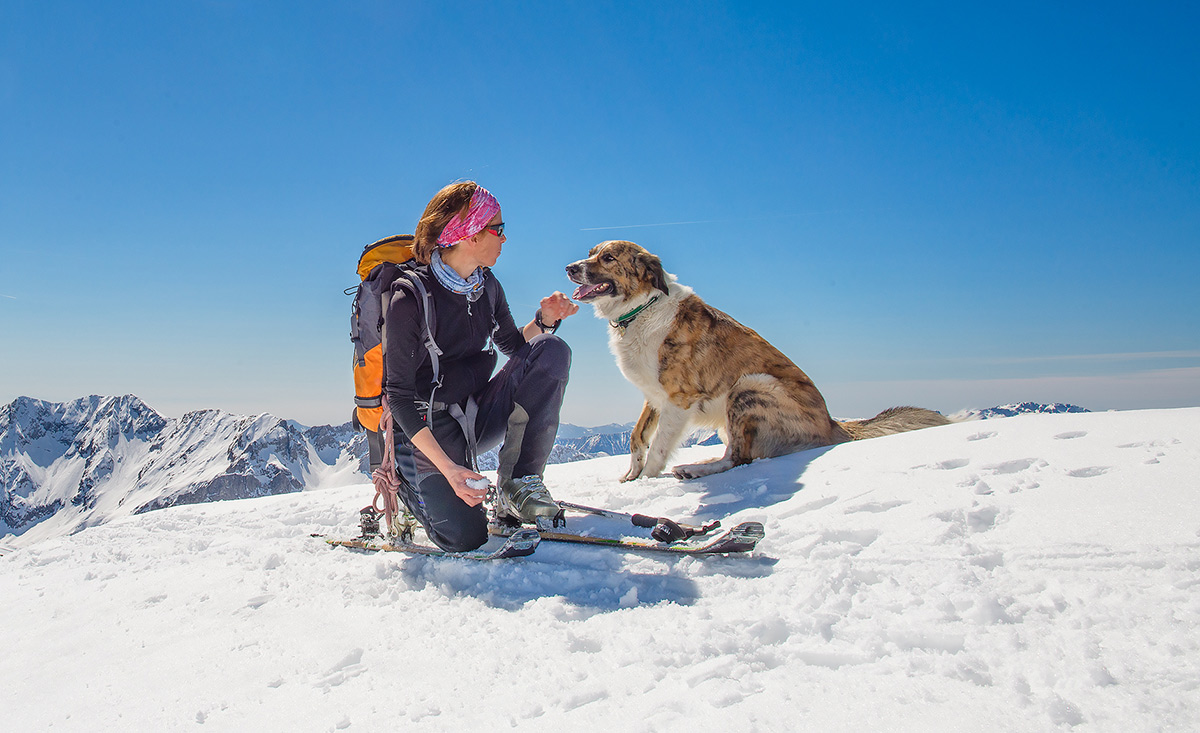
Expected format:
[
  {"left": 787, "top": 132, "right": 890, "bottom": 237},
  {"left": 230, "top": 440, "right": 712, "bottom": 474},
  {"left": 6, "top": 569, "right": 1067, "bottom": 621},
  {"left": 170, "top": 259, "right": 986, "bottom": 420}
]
[{"left": 1, "top": 407, "right": 1198, "bottom": 731}]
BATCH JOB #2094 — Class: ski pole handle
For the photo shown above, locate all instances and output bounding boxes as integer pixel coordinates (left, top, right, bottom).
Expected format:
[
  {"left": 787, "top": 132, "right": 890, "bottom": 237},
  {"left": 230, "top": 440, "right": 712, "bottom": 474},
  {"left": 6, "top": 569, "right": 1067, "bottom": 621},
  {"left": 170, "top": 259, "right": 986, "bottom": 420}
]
[
  {"left": 634, "top": 513, "right": 686, "bottom": 542},
  {"left": 634, "top": 514, "right": 687, "bottom": 541},
  {"left": 634, "top": 514, "right": 716, "bottom": 542},
  {"left": 651, "top": 518, "right": 687, "bottom": 543}
]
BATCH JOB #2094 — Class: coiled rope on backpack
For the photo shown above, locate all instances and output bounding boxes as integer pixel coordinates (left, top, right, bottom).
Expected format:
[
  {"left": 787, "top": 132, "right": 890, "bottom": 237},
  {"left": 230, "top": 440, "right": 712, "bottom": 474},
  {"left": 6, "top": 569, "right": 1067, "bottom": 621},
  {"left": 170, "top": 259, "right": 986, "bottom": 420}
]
[{"left": 370, "top": 394, "right": 403, "bottom": 535}]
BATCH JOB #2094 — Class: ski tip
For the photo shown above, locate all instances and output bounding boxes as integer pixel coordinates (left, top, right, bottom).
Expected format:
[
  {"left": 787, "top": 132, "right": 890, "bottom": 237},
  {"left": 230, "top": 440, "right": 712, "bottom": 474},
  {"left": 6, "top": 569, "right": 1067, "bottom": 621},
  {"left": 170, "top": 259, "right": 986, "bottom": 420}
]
[
  {"left": 732, "top": 521, "right": 766, "bottom": 538},
  {"left": 675, "top": 521, "right": 765, "bottom": 554}
]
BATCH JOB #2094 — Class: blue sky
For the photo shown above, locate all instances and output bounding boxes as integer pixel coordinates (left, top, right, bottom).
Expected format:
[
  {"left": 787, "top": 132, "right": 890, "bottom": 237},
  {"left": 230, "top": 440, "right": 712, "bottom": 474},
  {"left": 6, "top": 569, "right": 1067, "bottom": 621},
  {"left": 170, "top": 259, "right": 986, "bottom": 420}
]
[{"left": 2, "top": 1, "right": 1197, "bottom": 426}]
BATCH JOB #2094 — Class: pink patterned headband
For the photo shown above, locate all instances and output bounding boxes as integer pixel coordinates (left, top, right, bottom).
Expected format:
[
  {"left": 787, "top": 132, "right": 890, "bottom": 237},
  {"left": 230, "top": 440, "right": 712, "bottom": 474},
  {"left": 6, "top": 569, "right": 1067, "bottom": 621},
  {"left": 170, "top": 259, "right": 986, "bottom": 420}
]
[{"left": 436, "top": 185, "right": 500, "bottom": 247}]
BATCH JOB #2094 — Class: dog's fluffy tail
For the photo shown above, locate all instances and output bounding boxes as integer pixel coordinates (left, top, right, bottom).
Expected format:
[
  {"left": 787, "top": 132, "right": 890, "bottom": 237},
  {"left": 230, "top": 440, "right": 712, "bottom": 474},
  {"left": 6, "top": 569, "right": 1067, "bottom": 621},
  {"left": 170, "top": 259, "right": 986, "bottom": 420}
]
[{"left": 840, "top": 406, "right": 952, "bottom": 441}]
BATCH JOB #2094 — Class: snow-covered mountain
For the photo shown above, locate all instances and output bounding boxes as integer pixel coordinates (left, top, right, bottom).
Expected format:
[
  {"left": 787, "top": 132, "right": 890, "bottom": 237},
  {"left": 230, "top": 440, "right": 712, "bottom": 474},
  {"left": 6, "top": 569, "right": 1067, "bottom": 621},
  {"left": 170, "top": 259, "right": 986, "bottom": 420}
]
[
  {"left": 2, "top": 396, "right": 1087, "bottom": 548},
  {"left": 0, "top": 395, "right": 364, "bottom": 546},
  {"left": 553, "top": 422, "right": 633, "bottom": 440},
  {"left": 3, "top": 394, "right": 659, "bottom": 545},
  {"left": 477, "top": 423, "right": 720, "bottom": 469},
  {"left": 955, "top": 401, "right": 1090, "bottom": 420}
]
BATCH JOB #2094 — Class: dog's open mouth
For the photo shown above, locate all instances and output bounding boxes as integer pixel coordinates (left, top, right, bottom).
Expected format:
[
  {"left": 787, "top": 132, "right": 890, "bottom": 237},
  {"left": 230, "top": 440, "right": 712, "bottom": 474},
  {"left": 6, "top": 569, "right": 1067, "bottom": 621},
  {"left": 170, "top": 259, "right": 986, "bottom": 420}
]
[{"left": 571, "top": 281, "right": 614, "bottom": 301}]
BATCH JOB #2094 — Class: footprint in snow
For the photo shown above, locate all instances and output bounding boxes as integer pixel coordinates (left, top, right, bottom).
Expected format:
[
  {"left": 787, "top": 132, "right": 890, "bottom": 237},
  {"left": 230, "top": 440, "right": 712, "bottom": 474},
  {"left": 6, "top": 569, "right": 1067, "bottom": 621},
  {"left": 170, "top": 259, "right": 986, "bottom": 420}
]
[
  {"left": 845, "top": 500, "right": 909, "bottom": 514},
  {"left": 910, "top": 457, "right": 968, "bottom": 470},
  {"left": 1067, "top": 466, "right": 1111, "bottom": 478},
  {"left": 984, "top": 458, "right": 1042, "bottom": 475},
  {"left": 933, "top": 506, "right": 1005, "bottom": 536},
  {"left": 818, "top": 528, "right": 881, "bottom": 547},
  {"left": 968, "top": 506, "right": 1002, "bottom": 532},
  {"left": 936, "top": 458, "right": 970, "bottom": 470},
  {"left": 246, "top": 594, "right": 275, "bottom": 610},
  {"left": 316, "top": 648, "right": 366, "bottom": 690},
  {"left": 778, "top": 496, "right": 837, "bottom": 518},
  {"left": 971, "top": 479, "right": 994, "bottom": 496},
  {"left": 1054, "top": 431, "right": 1087, "bottom": 440},
  {"left": 801, "top": 528, "right": 882, "bottom": 560}
]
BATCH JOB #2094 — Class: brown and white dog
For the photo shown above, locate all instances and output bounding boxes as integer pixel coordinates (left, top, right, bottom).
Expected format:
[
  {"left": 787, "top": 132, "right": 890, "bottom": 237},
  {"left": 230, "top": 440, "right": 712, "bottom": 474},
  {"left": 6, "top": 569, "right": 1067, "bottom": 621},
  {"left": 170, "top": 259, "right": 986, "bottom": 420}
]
[{"left": 566, "top": 240, "right": 951, "bottom": 481}]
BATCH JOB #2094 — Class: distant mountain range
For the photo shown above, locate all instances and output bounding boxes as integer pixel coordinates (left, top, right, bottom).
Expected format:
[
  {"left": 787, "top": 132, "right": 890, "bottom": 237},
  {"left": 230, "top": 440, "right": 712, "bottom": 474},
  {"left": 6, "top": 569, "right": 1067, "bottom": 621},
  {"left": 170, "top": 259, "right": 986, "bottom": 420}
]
[
  {"left": 2, "top": 395, "right": 1087, "bottom": 546},
  {"left": 476, "top": 424, "right": 721, "bottom": 470},
  {"left": 953, "top": 402, "right": 1091, "bottom": 420},
  {"left": 0, "top": 395, "right": 364, "bottom": 546}
]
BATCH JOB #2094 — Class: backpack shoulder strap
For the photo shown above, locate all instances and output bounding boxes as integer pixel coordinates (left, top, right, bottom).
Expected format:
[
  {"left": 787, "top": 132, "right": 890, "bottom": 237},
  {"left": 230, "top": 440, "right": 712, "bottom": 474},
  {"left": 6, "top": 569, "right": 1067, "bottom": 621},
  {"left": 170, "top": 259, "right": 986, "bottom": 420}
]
[
  {"left": 388, "top": 264, "right": 444, "bottom": 425},
  {"left": 482, "top": 267, "right": 501, "bottom": 301},
  {"left": 482, "top": 267, "right": 502, "bottom": 328}
]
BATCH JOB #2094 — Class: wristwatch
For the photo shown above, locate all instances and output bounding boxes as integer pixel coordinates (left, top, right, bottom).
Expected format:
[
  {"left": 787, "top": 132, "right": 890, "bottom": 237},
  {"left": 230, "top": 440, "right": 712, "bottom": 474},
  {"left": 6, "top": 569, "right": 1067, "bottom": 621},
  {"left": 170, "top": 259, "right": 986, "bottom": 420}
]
[{"left": 534, "top": 309, "right": 561, "bottom": 334}]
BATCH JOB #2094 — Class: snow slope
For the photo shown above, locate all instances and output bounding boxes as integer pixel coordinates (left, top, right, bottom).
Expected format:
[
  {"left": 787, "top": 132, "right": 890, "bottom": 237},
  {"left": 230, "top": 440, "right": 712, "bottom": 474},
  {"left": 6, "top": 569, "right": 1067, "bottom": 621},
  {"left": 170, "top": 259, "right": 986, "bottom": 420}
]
[{"left": 1, "top": 408, "right": 1197, "bottom": 731}]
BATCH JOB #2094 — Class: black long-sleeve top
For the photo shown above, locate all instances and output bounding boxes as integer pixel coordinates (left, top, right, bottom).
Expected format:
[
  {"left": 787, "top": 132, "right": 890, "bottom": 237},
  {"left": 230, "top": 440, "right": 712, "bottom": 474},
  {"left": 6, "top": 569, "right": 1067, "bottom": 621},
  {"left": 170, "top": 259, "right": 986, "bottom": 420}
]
[{"left": 383, "top": 267, "right": 526, "bottom": 440}]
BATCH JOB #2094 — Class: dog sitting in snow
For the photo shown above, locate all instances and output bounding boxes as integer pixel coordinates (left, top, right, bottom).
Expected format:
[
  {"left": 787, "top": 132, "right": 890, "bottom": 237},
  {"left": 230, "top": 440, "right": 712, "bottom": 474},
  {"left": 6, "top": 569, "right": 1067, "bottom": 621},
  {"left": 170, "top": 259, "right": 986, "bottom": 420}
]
[{"left": 566, "top": 240, "right": 951, "bottom": 481}]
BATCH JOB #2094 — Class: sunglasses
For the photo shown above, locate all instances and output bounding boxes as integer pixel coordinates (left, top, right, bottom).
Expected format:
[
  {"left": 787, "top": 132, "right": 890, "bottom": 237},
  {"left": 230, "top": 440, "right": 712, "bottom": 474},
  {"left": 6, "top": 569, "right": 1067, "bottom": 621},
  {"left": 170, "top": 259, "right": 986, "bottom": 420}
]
[{"left": 485, "top": 222, "right": 505, "bottom": 237}]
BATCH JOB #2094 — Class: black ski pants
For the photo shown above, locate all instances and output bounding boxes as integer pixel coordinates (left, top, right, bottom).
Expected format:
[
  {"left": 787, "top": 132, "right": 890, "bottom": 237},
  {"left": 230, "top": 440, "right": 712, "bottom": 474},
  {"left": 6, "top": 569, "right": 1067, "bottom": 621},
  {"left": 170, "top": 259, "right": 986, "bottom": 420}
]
[{"left": 393, "top": 334, "right": 571, "bottom": 551}]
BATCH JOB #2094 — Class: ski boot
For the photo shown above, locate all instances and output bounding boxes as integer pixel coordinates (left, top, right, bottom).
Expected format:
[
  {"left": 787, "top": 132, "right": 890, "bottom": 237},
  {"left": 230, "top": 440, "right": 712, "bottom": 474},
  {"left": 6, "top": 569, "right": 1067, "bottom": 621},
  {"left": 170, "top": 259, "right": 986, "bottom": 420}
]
[{"left": 496, "top": 475, "right": 564, "bottom": 525}]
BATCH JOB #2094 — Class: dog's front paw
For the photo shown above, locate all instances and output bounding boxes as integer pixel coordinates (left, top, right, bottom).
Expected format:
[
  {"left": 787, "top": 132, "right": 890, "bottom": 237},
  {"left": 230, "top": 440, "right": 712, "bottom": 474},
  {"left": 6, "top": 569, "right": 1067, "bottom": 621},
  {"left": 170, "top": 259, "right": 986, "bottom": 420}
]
[
  {"left": 621, "top": 455, "right": 647, "bottom": 482},
  {"left": 672, "top": 465, "right": 700, "bottom": 481},
  {"left": 671, "top": 458, "right": 733, "bottom": 480}
]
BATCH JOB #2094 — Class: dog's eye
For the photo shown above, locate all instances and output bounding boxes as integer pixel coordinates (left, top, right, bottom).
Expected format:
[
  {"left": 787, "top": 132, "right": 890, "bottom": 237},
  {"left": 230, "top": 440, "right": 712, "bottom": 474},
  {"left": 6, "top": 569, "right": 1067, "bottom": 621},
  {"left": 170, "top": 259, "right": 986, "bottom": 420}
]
[{"left": 601, "top": 254, "right": 616, "bottom": 263}]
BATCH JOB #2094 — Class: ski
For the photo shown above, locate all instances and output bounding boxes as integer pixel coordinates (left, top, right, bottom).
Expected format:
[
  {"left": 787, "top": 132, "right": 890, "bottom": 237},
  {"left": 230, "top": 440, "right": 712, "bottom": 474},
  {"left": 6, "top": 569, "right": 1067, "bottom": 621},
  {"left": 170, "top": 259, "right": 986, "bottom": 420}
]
[
  {"left": 319, "top": 527, "right": 540, "bottom": 560},
  {"left": 555, "top": 500, "right": 722, "bottom": 542},
  {"left": 492, "top": 518, "right": 765, "bottom": 555}
]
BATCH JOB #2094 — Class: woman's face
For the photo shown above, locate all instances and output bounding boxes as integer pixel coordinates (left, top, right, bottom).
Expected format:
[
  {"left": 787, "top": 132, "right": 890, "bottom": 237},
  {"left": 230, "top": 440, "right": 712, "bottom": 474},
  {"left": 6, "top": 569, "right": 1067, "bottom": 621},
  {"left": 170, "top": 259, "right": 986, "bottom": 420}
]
[{"left": 469, "top": 208, "right": 505, "bottom": 267}]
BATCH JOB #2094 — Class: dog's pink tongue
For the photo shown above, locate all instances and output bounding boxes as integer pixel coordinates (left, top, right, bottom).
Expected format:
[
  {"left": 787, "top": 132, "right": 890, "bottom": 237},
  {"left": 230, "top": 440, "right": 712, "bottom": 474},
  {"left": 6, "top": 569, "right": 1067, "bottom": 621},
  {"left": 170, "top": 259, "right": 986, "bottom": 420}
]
[{"left": 572, "top": 283, "right": 604, "bottom": 300}]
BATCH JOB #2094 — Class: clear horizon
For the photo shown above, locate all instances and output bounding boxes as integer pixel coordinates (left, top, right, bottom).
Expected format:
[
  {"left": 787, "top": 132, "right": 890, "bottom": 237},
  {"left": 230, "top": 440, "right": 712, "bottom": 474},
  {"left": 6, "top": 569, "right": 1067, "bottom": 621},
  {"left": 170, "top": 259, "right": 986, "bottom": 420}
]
[{"left": 2, "top": 2, "right": 1197, "bottom": 426}]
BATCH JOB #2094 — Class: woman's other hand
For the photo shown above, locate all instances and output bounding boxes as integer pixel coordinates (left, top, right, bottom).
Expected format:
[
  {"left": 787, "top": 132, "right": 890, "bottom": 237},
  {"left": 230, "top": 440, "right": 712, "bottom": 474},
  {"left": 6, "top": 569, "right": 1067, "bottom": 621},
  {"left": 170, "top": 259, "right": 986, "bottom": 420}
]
[{"left": 445, "top": 465, "right": 489, "bottom": 506}]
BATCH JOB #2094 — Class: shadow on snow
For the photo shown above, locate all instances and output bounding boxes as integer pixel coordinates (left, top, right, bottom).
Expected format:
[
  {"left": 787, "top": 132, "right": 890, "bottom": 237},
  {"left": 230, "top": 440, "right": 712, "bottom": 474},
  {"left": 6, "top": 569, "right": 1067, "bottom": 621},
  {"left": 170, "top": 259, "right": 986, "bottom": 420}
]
[
  {"left": 678, "top": 444, "right": 833, "bottom": 521},
  {"left": 370, "top": 445, "right": 822, "bottom": 612},
  {"left": 390, "top": 529, "right": 777, "bottom": 613}
]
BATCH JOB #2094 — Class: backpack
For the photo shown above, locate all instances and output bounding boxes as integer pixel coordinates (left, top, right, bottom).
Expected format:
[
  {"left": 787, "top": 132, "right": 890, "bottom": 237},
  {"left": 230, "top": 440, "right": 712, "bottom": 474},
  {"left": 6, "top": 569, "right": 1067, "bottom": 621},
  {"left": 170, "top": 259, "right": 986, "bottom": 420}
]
[
  {"left": 350, "top": 235, "right": 418, "bottom": 435},
  {"left": 349, "top": 234, "right": 501, "bottom": 440}
]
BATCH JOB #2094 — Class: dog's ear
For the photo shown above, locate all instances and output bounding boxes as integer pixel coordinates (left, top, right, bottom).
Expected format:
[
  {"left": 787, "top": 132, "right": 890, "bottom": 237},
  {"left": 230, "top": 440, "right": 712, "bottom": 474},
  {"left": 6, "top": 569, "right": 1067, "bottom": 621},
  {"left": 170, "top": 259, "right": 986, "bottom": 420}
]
[{"left": 637, "top": 250, "right": 670, "bottom": 295}]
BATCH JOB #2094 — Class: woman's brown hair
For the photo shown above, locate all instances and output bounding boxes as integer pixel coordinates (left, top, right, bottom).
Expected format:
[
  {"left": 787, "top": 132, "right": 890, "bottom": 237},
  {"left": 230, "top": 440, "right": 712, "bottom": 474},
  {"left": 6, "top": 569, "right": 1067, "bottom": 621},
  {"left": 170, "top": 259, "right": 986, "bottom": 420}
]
[{"left": 413, "top": 181, "right": 478, "bottom": 264}]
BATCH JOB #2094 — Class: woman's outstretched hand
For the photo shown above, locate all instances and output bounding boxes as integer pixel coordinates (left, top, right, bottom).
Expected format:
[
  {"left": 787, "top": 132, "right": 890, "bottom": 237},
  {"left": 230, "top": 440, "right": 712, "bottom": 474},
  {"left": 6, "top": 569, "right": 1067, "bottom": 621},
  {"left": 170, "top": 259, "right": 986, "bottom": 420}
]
[{"left": 540, "top": 291, "right": 579, "bottom": 323}]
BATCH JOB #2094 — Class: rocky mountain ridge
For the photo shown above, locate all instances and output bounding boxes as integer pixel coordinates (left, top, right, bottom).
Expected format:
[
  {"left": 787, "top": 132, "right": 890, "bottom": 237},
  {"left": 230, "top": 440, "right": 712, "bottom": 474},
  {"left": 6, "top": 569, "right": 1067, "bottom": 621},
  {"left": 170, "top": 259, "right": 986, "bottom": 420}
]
[
  {"left": 1, "top": 395, "right": 364, "bottom": 546},
  {"left": 2, "top": 395, "right": 1088, "bottom": 547},
  {"left": 954, "top": 402, "right": 1091, "bottom": 420}
]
